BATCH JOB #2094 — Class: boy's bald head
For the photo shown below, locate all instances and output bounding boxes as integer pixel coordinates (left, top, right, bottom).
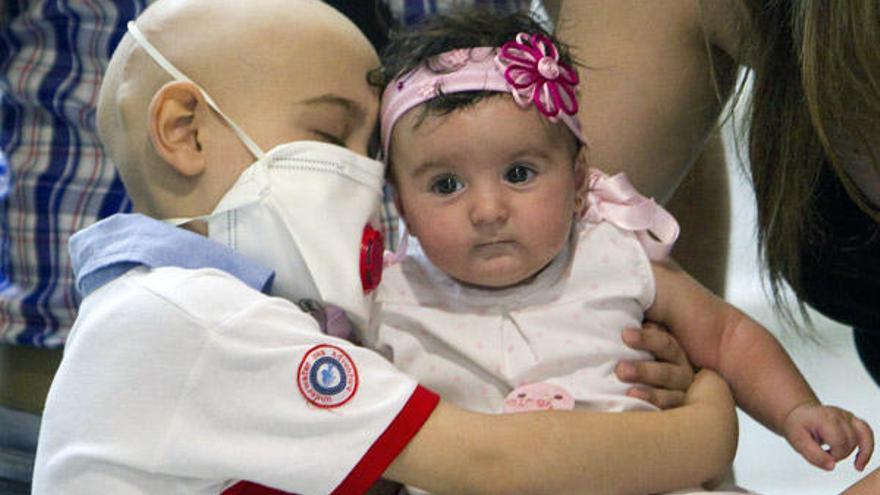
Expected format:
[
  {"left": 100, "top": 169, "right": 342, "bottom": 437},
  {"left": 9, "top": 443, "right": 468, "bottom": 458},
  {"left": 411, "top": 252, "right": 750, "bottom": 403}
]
[{"left": 98, "top": 0, "right": 379, "bottom": 217}]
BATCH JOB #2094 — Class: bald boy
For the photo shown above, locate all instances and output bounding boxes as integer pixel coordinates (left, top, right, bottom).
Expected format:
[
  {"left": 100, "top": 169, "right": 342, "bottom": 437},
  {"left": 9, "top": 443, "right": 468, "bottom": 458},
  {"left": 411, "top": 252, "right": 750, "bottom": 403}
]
[{"left": 32, "top": 1, "right": 736, "bottom": 494}]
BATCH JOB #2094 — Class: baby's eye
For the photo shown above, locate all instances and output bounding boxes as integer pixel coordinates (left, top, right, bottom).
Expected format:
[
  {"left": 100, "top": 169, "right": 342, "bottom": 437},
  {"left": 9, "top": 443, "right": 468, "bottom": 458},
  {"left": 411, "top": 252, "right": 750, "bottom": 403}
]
[
  {"left": 430, "top": 175, "right": 464, "bottom": 195},
  {"left": 505, "top": 164, "right": 536, "bottom": 184},
  {"left": 311, "top": 130, "right": 345, "bottom": 147}
]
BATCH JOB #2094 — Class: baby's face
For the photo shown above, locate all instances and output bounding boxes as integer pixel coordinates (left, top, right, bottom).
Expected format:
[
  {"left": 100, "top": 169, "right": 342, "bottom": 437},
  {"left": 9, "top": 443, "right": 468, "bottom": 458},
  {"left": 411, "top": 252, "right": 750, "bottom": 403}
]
[{"left": 391, "top": 96, "right": 582, "bottom": 289}]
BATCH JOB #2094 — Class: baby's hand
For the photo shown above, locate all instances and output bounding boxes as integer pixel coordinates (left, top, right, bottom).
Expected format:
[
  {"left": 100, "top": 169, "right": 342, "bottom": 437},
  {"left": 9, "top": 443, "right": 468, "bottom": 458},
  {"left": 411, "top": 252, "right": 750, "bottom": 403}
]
[{"left": 782, "top": 401, "right": 874, "bottom": 471}]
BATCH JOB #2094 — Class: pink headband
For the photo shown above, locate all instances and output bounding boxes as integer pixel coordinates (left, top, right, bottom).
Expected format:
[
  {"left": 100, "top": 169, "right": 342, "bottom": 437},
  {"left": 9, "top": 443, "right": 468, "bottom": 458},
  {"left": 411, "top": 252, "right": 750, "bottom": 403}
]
[{"left": 380, "top": 33, "right": 586, "bottom": 158}]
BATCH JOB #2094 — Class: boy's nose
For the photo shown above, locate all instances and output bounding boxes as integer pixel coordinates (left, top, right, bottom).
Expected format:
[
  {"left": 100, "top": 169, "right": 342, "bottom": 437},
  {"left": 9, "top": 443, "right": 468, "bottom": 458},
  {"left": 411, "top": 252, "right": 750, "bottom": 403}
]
[{"left": 469, "top": 187, "right": 509, "bottom": 226}]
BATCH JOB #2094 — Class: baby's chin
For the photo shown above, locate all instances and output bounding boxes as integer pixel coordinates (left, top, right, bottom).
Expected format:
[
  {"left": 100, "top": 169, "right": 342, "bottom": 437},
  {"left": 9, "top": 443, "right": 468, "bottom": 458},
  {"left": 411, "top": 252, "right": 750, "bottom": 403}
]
[{"left": 450, "top": 260, "right": 548, "bottom": 291}]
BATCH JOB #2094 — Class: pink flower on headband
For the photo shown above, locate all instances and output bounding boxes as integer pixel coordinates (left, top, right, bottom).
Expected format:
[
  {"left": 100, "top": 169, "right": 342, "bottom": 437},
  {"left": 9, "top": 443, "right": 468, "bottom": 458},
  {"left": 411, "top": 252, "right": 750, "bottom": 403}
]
[{"left": 495, "top": 33, "right": 579, "bottom": 120}]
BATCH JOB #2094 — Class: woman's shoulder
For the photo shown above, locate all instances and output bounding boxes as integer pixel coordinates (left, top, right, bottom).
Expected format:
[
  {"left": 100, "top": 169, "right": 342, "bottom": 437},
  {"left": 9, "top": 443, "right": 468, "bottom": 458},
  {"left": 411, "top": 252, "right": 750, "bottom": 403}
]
[
  {"left": 551, "top": 0, "right": 745, "bottom": 199},
  {"left": 552, "top": 0, "right": 746, "bottom": 57}
]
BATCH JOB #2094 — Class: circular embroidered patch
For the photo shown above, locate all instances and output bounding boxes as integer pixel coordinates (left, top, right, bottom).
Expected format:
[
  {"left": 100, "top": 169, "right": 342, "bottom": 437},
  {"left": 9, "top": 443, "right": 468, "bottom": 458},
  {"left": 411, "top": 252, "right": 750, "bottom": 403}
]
[{"left": 297, "top": 344, "right": 359, "bottom": 408}]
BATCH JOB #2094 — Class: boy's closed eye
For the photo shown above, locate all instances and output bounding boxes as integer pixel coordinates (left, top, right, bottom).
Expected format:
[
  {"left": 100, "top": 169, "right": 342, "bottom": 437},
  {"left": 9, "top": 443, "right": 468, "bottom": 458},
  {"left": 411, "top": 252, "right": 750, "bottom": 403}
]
[
  {"left": 295, "top": 93, "right": 369, "bottom": 150},
  {"left": 310, "top": 129, "right": 346, "bottom": 146}
]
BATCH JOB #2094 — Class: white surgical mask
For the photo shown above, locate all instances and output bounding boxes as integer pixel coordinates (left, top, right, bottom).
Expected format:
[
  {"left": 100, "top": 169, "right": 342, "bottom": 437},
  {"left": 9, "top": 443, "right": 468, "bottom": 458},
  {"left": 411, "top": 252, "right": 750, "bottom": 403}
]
[{"left": 128, "top": 22, "right": 385, "bottom": 327}]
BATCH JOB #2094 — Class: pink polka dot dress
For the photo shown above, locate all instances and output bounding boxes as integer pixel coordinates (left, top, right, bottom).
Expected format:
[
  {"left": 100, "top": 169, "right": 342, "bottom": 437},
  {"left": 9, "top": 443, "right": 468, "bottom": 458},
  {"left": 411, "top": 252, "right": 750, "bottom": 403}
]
[{"left": 368, "top": 221, "right": 658, "bottom": 415}]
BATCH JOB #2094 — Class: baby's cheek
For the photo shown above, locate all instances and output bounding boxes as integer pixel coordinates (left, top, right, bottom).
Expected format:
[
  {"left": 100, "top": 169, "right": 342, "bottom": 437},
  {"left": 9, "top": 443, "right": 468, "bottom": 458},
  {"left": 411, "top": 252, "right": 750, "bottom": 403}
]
[
  {"left": 419, "top": 235, "right": 464, "bottom": 276},
  {"left": 409, "top": 215, "right": 465, "bottom": 264},
  {"left": 532, "top": 216, "right": 574, "bottom": 265}
]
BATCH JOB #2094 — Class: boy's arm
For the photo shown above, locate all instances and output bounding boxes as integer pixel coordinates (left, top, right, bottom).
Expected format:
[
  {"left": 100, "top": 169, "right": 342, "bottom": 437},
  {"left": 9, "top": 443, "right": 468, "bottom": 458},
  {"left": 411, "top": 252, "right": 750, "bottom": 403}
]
[
  {"left": 842, "top": 466, "right": 880, "bottom": 495},
  {"left": 385, "top": 370, "right": 738, "bottom": 495}
]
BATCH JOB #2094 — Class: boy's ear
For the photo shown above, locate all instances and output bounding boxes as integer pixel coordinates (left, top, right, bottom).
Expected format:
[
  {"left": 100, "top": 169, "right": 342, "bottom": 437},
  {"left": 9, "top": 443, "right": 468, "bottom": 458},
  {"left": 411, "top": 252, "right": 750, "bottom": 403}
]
[{"left": 148, "top": 81, "right": 208, "bottom": 177}]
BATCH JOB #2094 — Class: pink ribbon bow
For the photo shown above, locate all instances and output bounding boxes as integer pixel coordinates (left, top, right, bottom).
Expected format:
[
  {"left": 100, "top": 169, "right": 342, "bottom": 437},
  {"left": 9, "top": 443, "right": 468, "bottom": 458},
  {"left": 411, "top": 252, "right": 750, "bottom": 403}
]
[
  {"left": 583, "top": 169, "right": 680, "bottom": 260},
  {"left": 495, "top": 32, "right": 579, "bottom": 121}
]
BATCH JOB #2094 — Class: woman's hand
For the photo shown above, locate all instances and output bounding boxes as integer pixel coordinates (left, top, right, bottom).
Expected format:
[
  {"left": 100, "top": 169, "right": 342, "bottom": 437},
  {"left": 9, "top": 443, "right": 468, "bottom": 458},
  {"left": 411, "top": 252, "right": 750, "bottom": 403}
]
[{"left": 615, "top": 321, "right": 695, "bottom": 409}]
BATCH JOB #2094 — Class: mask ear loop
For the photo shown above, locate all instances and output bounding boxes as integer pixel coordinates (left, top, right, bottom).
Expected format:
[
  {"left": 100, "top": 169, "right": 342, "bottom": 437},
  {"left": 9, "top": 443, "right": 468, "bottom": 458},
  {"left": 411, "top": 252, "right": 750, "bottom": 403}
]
[
  {"left": 383, "top": 222, "right": 409, "bottom": 267},
  {"left": 126, "top": 22, "right": 266, "bottom": 162}
]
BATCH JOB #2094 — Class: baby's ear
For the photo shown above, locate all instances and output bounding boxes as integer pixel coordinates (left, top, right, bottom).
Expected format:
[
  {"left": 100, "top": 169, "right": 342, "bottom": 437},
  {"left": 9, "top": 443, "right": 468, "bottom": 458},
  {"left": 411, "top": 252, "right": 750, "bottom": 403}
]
[
  {"left": 147, "top": 81, "right": 208, "bottom": 177},
  {"left": 384, "top": 173, "right": 405, "bottom": 216},
  {"left": 391, "top": 188, "right": 405, "bottom": 219},
  {"left": 387, "top": 181, "right": 417, "bottom": 239},
  {"left": 573, "top": 147, "right": 589, "bottom": 213}
]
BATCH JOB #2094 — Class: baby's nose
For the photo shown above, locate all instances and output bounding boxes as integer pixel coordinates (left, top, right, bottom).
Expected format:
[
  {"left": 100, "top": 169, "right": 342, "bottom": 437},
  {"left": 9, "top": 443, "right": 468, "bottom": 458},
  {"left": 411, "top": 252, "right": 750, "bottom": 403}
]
[{"left": 469, "top": 188, "right": 509, "bottom": 226}]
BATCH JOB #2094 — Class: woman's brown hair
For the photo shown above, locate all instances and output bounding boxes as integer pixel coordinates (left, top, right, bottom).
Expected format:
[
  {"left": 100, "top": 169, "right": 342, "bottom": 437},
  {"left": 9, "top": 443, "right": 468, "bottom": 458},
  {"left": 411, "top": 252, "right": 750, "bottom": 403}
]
[{"left": 739, "top": 0, "right": 880, "bottom": 324}]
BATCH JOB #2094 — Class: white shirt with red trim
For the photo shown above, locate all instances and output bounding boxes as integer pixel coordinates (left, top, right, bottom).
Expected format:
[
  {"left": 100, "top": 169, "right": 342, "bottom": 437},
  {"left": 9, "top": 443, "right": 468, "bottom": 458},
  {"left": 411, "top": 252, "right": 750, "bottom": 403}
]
[{"left": 33, "top": 265, "right": 438, "bottom": 495}]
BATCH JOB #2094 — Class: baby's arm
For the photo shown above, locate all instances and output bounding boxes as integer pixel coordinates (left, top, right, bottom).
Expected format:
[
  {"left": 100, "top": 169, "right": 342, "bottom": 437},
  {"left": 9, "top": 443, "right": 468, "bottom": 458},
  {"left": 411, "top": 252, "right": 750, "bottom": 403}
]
[
  {"left": 648, "top": 260, "right": 874, "bottom": 471},
  {"left": 385, "top": 370, "right": 737, "bottom": 495}
]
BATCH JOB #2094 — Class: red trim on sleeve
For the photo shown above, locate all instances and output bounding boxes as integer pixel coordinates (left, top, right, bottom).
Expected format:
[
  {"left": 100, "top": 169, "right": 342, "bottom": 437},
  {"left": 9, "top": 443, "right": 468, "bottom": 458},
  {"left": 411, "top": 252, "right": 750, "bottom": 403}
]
[
  {"left": 222, "top": 481, "right": 294, "bottom": 495},
  {"left": 221, "top": 386, "right": 438, "bottom": 495},
  {"left": 331, "top": 385, "right": 440, "bottom": 495}
]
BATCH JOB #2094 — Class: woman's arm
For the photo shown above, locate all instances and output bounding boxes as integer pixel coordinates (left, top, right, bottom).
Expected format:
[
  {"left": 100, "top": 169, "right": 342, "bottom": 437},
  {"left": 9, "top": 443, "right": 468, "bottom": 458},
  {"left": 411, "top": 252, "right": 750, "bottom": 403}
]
[
  {"left": 613, "top": 135, "right": 732, "bottom": 408},
  {"left": 666, "top": 133, "right": 731, "bottom": 295},
  {"left": 552, "top": 0, "right": 738, "bottom": 201},
  {"left": 548, "top": 0, "right": 741, "bottom": 297},
  {"left": 385, "top": 370, "right": 737, "bottom": 495}
]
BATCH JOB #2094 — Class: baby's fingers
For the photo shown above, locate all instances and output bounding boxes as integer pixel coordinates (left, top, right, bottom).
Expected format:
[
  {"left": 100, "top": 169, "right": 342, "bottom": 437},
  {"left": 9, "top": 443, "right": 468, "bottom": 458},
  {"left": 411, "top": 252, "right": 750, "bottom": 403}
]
[
  {"left": 789, "top": 427, "right": 835, "bottom": 471},
  {"left": 820, "top": 423, "right": 858, "bottom": 463},
  {"left": 852, "top": 417, "right": 874, "bottom": 471}
]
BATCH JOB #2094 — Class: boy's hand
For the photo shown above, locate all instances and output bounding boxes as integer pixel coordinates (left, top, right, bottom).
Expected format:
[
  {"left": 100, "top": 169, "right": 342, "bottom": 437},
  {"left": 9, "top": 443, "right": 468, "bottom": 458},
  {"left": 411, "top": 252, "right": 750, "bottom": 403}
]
[
  {"left": 782, "top": 401, "right": 874, "bottom": 471},
  {"left": 616, "top": 322, "right": 694, "bottom": 409}
]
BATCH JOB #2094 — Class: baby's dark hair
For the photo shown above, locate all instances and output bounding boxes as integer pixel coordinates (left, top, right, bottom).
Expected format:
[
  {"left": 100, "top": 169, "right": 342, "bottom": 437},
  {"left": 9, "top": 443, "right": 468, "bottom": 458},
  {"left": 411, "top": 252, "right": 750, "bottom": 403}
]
[{"left": 368, "top": 8, "right": 579, "bottom": 116}]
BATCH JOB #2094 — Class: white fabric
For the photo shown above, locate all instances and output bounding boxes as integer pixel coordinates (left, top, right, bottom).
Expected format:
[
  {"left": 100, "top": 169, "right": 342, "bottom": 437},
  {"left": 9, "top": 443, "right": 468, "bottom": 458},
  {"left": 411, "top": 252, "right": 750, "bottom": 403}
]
[
  {"left": 370, "top": 220, "right": 749, "bottom": 495},
  {"left": 203, "top": 140, "right": 385, "bottom": 328},
  {"left": 33, "top": 266, "right": 421, "bottom": 495},
  {"left": 370, "top": 221, "right": 656, "bottom": 414}
]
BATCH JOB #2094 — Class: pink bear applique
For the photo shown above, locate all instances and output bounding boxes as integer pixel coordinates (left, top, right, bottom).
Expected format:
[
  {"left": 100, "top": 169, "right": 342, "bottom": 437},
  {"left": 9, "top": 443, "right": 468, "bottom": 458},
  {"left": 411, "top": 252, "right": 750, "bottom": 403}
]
[{"left": 502, "top": 382, "right": 575, "bottom": 413}]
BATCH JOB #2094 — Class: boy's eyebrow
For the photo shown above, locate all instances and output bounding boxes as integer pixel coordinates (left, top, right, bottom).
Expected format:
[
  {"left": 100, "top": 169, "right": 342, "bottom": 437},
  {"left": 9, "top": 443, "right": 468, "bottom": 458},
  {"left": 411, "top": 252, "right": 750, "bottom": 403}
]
[{"left": 301, "top": 94, "right": 365, "bottom": 121}]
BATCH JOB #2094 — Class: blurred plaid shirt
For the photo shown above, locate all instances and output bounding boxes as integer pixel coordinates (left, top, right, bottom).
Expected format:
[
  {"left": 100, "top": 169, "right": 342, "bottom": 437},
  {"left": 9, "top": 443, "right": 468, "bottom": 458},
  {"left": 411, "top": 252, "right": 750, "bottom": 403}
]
[
  {"left": 1, "top": 1, "right": 147, "bottom": 346},
  {"left": 0, "top": 0, "right": 532, "bottom": 347}
]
